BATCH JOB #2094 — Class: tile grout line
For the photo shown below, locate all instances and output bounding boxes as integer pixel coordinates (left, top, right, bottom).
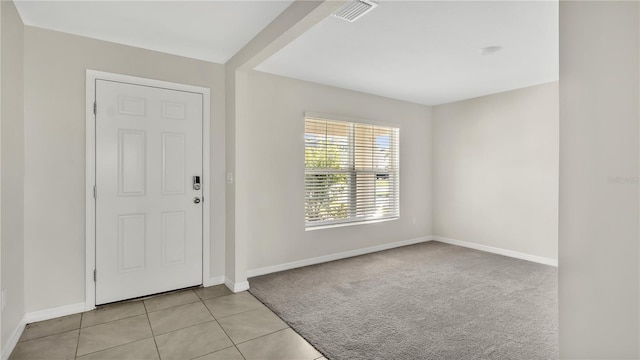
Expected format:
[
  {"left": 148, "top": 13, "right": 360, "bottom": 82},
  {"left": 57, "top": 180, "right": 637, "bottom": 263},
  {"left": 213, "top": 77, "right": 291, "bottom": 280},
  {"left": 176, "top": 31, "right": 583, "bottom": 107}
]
[
  {"left": 78, "top": 310, "right": 147, "bottom": 330},
  {"left": 17, "top": 313, "right": 84, "bottom": 344},
  {"left": 205, "top": 292, "right": 265, "bottom": 320},
  {"left": 208, "top": 292, "right": 297, "bottom": 354},
  {"left": 146, "top": 299, "right": 202, "bottom": 316},
  {"left": 199, "top": 297, "right": 247, "bottom": 360},
  {"left": 74, "top": 303, "right": 151, "bottom": 359},
  {"left": 73, "top": 336, "right": 158, "bottom": 359},
  {"left": 232, "top": 327, "right": 291, "bottom": 347},
  {"left": 74, "top": 309, "right": 156, "bottom": 358},
  {"left": 142, "top": 300, "right": 163, "bottom": 360},
  {"left": 20, "top": 287, "right": 234, "bottom": 360},
  {"left": 249, "top": 290, "right": 327, "bottom": 359},
  {"left": 146, "top": 301, "right": 200, "bottom": 313},
  {"left": 212, "top": 305, "right": 265, "bottom": 320},
  {"left": 79, "top": 289, "right": 198, "bottom": 331},
  {"left": 26, "top": 289, "right": 201, "bottom": 341},
  {"left": 74, "top": 313, "right": 83, "bottom": 359},
  {"left": 216, "top": 291, "right": 324, "bottom": 356},
  {"left": 144, "top": 289, "right": 201, "bottom": 314}
]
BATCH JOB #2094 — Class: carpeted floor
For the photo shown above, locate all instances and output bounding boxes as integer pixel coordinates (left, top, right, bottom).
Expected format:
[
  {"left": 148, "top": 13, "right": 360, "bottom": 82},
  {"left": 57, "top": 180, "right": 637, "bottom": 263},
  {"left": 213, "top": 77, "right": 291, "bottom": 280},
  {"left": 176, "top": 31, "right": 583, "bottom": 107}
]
[{"left": 249, "top": 241, "right": 558, "bottom": 360}]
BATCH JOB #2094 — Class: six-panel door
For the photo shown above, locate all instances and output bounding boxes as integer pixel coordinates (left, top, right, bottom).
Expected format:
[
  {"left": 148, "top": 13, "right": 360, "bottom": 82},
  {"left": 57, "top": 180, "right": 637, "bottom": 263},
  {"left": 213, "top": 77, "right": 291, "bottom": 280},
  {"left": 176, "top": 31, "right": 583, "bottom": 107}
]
[{"left": 95, "top": 80, "right": 203, "bottom": 305}]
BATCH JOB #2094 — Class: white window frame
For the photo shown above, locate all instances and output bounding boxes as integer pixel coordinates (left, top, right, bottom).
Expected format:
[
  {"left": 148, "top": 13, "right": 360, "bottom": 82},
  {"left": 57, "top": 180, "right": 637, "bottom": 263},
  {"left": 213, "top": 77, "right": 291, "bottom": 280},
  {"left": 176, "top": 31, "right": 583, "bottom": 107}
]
[{"left": 304, "top": 112, "right": 400, "bottom": 230}]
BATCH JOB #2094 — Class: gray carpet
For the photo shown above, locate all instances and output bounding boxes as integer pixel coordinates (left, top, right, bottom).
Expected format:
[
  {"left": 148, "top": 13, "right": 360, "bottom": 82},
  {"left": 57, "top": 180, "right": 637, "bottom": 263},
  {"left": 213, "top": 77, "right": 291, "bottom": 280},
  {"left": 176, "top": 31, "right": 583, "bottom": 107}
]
[{"left": 249, "top": 241, "right": 557, "bottom": 360}]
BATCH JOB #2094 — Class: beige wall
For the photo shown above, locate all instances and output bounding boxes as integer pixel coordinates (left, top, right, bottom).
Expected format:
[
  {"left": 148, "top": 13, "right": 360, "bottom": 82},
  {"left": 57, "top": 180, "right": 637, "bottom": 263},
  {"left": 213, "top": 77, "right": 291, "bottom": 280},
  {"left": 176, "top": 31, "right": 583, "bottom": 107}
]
[
  {"left": 12, "top": 3, "right": 640, "bottom": 359},
  {"left": 22, "top": 26, "right": 226, "bottom": 312},
  {"left": 223, "top": 1, "right": 344, "bottom": 288},
  {"left": 433, "top": 82, "right": 559, "bottom": 260},
  {"left": 242, "top": 71, "right": 432, "bottom": 272},
  {"left": 559, "top": 1, "right": 639, "bottom": 357},
  {"left": 1, "top": 0, "right": 24, "bottom": 351}
]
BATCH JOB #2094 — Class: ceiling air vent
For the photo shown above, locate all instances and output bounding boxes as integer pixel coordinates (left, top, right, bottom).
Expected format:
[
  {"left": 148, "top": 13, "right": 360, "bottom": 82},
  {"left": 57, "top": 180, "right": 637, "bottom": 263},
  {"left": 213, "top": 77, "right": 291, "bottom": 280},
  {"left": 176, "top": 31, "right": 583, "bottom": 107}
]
[{"left": 332, "top": 0, "right": 378, "bottom": 23}]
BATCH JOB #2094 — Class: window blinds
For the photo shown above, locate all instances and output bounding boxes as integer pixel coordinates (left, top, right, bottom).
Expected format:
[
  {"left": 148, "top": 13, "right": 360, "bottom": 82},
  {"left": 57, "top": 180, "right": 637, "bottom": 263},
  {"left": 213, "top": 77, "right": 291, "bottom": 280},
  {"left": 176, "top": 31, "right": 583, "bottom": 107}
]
[{"left": 305, "top": 117, "right": 399, "bottom": 227}]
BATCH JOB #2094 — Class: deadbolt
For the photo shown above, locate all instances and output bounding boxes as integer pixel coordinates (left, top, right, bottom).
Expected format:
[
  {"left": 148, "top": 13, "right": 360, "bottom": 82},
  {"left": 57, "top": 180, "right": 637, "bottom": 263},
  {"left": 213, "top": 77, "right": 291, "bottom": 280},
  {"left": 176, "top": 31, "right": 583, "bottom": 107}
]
[
  {"left": 193, "top": 197, "right": 201, "bottom": 204},
  {"left": 193, "top": 176, "right": 201, "bottom": 190}
]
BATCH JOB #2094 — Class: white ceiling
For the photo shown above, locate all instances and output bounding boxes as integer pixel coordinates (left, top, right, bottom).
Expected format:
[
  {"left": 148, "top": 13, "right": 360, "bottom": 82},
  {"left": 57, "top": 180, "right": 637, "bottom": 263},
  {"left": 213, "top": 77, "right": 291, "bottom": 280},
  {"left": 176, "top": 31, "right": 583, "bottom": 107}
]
[
  {"left": 14, "top": 0, "right": 293, "bottom": 64},
  {"left": 257, "top": 1, "right": 559, "bottom": 106},
  {"left": 14, "top": 1, "right": 558, "bottom": 106}
]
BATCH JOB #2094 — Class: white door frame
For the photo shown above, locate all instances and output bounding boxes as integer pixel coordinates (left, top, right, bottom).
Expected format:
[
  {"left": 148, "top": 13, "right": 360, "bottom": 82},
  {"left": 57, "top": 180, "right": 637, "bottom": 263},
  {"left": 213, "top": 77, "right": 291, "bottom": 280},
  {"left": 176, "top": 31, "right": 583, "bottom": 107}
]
[{"left": 85, "top": 70, "right": 211, "bottom": 310}]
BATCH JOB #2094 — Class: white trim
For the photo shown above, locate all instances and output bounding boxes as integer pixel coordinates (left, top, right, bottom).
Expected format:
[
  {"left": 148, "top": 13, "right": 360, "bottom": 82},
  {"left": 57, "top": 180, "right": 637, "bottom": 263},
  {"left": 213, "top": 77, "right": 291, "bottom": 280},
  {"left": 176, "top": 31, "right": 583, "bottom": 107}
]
[
  {"left": 224, "top": 277, "right": 250, "bottom": 293},
  {"left": 305, "top": 217, "right": 398, "bottom": 231},
  {"left": 200, "top": 84, "right": 212, "bottom": 299},
  {"left": 85, "top": 70, "right": 212, "bottom": 309},
  {"left": 432, "top": 236, "right": 558, "bottom": 267},
  {"left": 1, "top": 314, "right": 26, "bottom": 360},
  {"left": 24, "top": 303, "right": 86, "bottom": 324},
  {"left": 247, "top": 236, "right": 432, "bottom": 278},
  {"left": 85, "top": 71, "right": 97, "bottom": 311},
  {"left": 246, "top": 235, "right": 557, "bottom": 280},
  {"left": 304, "top": 111, "right": 401, "bottom": 129},
  {"left": 203, "top": 275, "right": 225, "bottom": 287},
  {"left": 1, "top": 303, "right": 86, "bottom": 360}
]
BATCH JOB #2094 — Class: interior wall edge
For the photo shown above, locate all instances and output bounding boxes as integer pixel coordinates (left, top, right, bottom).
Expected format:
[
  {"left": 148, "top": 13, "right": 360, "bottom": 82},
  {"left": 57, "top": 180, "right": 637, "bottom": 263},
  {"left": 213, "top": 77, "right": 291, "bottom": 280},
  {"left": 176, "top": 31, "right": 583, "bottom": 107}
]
[
  {"left": 0, "top": 313, "right": 25, "bottom": 360},
  {"left": 204, "top": 275, "right": 225, "bottom": 288},
  {"left": 432, "top": 236, "right": 558, "bottom": 267},
  {"left": 0, "top": 0, "right": 25, "bottom": 355},
  {"left": 22, "top": 24, "right": 226, "bottom": 313},
  {"left": 247, "top": 236, "right": 434, "bottom": 279},
  {"left": 431, "top": 81, "right": 559, "bottom": 261},
  {"left": 246, "top": 233, "right": 558, "bottom": 282}
]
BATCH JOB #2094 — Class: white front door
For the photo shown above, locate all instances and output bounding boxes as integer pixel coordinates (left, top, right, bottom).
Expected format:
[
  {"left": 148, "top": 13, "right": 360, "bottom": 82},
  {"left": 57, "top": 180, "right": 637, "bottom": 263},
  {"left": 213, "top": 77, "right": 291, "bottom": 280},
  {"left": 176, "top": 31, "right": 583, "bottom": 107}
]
[{"left": 95, "top": 79, "right": 203, "bottom": 305}]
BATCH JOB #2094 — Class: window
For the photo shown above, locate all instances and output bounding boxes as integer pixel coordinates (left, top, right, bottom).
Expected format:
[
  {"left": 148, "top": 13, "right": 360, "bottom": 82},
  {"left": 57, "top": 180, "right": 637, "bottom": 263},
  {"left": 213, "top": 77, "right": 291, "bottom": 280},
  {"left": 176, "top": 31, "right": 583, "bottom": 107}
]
[{"left": 305, "top": 115, "right": 399, "bottom": 228}]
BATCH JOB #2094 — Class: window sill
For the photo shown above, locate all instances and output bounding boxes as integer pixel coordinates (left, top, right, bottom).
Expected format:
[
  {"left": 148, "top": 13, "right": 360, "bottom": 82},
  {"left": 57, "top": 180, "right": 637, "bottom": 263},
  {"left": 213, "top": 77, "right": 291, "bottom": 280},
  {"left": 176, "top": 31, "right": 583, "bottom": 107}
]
[{"left": 305, "top": 217, "right": 399, "bottom": 231}]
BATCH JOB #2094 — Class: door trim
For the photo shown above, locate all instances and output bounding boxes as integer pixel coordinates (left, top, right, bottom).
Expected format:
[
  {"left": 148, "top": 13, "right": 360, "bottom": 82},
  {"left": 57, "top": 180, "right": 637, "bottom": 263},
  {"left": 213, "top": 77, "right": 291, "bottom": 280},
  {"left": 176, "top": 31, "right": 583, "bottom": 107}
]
[{"left": 85, "top": 70, "right": 211, "bottom": 310}]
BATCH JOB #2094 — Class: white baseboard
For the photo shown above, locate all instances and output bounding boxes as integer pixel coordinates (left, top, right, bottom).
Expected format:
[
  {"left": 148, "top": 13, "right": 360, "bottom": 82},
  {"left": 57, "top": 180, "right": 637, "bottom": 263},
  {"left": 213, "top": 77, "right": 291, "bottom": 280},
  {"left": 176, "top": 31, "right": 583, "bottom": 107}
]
[
  {"left": 203, "top": 275, "right": 225, "bottom": 287},
  {"left": 432, "top": 236, "right": 558, "bottom": 267},
  {"left": 0, "top": 234, "right": 553, "bottom": 360},
  {"left": 2, "top": 302, "right": 87, "bottom": 360},
  {"left": 246, "top": 235, "right": 556, "bottom": 279},
  {"left": 224, "top": 277, "right": 250, "bottom": 293},
  {"left": 1, "top": 314, "right": 26, "bottom": 360},
  {"left": 25, "top": 302, "right": 86, "bottom": 324},
  {"left": 247, "top": 236, "right": 433, "bottom": 278}
]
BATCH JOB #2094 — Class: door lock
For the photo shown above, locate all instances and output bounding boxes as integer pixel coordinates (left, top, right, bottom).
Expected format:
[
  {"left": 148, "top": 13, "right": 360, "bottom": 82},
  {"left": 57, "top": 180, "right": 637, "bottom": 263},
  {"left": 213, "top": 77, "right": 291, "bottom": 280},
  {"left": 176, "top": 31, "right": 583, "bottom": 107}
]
[
  {"left": 193, "top": 176, "right": 201, "bottom": 190},
  {"left": 193, "top": 197, "right": 201, "bottom": 204}
]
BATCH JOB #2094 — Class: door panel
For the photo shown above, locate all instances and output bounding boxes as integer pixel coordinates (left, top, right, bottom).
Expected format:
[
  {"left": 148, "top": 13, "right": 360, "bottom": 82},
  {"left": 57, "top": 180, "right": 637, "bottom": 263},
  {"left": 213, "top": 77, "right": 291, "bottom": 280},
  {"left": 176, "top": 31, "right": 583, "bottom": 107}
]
[
  {"left": 95, "top": 80, "right": 203, "bottom": 305},
  {"left": 118, "top": 214, "right": 146, "bottom": 271},
  {"left": 118, "top": 130, "right": 147, "bottom": 196},
  {"left": 162, "top": 211, "right": 187, "bottom": 265},
  {"left": 162, "top": 133, "right": 186, "bottom": 194}
]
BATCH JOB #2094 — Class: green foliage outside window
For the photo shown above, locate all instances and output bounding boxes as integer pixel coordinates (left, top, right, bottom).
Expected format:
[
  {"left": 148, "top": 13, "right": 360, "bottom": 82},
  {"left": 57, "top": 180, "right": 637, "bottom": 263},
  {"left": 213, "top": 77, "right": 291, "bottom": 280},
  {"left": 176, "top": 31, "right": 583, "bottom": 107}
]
[{"left": 305, "top": 140, "right": 349, "bottom": 222}]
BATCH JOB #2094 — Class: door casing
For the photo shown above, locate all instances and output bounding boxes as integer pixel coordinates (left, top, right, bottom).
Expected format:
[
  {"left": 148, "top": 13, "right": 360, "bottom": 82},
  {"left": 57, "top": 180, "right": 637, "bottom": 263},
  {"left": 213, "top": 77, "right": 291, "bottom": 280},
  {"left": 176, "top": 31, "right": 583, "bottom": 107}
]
[{"left": 85, "top": 70, "right": 211, "bottom": 310}]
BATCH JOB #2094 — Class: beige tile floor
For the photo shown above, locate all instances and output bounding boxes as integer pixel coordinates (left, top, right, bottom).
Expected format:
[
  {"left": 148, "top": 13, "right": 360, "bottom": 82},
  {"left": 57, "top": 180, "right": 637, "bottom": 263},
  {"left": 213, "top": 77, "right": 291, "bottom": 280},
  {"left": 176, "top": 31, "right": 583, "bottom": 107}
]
[{"left": 9, "top": 285, "right": 328, "bottom": 360}]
